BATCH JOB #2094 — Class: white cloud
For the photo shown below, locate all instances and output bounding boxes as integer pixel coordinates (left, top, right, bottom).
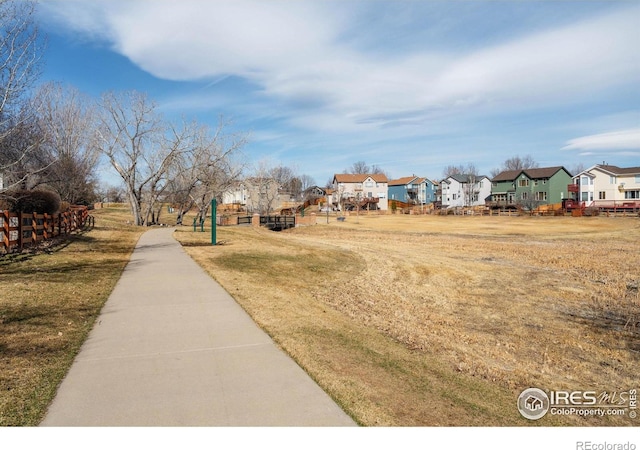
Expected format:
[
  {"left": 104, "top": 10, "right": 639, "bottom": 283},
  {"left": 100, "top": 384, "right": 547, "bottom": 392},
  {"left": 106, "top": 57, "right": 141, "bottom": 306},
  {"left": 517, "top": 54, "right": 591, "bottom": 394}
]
[
  {"left": 562, "top": 129, "right": 640, "bottom": 152},
  {"left": 55, "top": 0, "right": 345, "bottom": 80},
  {"left": 40, "top": 1, "right": 639, "bottom": 136}
]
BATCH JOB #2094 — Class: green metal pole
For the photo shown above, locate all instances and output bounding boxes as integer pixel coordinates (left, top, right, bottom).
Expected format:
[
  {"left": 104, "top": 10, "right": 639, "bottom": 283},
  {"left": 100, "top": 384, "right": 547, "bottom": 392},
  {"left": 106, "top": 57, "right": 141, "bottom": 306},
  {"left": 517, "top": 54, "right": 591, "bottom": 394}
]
[{"left": 211, "top": 198, "right": 217, "bottom": 245}]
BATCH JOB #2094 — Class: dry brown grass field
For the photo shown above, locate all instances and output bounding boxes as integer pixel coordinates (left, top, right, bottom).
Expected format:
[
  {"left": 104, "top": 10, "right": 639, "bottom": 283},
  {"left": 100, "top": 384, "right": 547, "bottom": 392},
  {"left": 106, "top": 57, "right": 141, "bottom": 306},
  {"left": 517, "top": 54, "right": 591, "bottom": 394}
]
[
  {"left": 0, "top": 206, "right": 143, "bottom": 426},
  {"left": 176, "top": 213, "right": 639, "bottom": 426}
]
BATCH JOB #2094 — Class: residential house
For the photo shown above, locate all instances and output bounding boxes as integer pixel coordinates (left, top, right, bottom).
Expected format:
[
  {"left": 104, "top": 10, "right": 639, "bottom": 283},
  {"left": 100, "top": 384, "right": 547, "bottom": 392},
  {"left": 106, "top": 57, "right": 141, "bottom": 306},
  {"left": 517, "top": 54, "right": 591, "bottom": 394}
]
[
  {"left": 302, "top": 186, "right": 335, "bottom": 211},
  {"left": 440, "top": 173, "right": 491, "bottom": 208},
  {"left": 332, "top": 173, "right": 389, "bottom": 211},
  {"left": 489, "top": 166, "right": 572, "bottom": 208},
  {"left": 572, "top": 164, "right": 640, "bottom": 207},
  {"left": 222, "top": 177, "right": 281, "bottom": 214},
  {"left": 388, "top": 176, "right": 437, "bottom": 206}
]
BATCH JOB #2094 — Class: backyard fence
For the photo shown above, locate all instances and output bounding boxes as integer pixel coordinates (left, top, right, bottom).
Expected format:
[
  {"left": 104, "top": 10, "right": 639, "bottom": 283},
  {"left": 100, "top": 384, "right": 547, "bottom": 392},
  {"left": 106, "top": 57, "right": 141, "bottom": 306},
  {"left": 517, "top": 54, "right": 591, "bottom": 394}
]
[{"left": 0, "top": 207, "right": 93, "bottom": 252}]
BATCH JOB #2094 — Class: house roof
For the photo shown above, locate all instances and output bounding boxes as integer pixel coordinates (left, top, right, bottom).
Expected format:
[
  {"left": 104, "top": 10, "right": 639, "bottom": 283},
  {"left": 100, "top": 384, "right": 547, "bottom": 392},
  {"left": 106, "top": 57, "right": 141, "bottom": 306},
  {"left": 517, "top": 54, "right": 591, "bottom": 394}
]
[
  {"left": 303, "top": 186, "right": 327, "bottom": 195},
  {"left": 388, "top": 176, "right": 427, "bottom": 186},
  {"left": 592, "top": 165, "right": 640, "bottom": 176},
  {"left": 491, "top": 169, "right": 521, "bottom": 182},
  {"left": 447, "top": 173, "right": 489, "bottom": 183},
  {"left": 492, "top": 166, "right": 569, "bottom": 182},
  {"left": 333, "top": 173, "right": 389, "bottom": 183}
]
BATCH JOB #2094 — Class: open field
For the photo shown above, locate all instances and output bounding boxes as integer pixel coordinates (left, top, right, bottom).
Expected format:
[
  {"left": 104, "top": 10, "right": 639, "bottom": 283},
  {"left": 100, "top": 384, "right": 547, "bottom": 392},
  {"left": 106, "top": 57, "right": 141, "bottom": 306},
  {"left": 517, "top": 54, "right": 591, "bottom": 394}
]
[
  {"left": 176, "top": 213, "right": 640, "bottom": 426},
  {"left": 2, "top": 206, "right": 637, "bottom": 426},
  {"left": 0, "top": 206, "right": 143, "bottom": 426}
]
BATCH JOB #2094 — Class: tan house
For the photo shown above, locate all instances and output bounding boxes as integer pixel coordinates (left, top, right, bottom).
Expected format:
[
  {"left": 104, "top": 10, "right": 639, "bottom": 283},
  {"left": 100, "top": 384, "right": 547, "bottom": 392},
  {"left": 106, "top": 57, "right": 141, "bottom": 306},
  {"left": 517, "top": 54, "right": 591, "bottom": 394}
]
[
  {"left": 222, "top": 177, "right": 281, "bottom": 214},
  {"left": 572, "top": 164, "right": 640, "bottom": 207},
  {"left": 331, "top": 173, "right": 389, "bottom": 211}
]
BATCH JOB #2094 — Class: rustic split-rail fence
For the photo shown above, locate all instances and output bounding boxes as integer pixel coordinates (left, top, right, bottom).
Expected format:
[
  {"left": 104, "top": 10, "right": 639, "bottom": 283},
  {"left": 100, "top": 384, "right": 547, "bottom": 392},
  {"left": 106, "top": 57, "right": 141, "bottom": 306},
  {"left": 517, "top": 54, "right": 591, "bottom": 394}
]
[{"left": 0, "top": 207, "right": 93, "bottom": 253}]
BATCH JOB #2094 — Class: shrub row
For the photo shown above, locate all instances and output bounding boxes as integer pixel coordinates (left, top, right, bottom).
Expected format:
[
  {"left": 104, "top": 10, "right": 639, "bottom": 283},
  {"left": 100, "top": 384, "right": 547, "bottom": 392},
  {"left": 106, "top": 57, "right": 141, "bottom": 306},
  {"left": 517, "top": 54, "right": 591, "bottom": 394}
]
[{"left": 0, "top": 190, "right": 62, "bottom": 214}]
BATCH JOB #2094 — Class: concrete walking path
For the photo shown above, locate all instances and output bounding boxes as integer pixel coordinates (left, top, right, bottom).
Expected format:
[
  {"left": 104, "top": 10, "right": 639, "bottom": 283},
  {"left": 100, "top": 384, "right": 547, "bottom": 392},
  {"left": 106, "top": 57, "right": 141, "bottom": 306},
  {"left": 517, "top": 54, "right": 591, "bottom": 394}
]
[{"left": 41, "top": 228, "right": 355, "bottom": 426}]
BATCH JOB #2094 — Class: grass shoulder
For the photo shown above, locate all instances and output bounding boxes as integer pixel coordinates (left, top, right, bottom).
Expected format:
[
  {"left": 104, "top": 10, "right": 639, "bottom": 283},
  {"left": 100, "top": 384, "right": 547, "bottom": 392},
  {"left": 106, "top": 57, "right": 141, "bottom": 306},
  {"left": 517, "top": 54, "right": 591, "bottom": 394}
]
[{"left": 0, "top": 206, "right": 143, "bottom": 426}]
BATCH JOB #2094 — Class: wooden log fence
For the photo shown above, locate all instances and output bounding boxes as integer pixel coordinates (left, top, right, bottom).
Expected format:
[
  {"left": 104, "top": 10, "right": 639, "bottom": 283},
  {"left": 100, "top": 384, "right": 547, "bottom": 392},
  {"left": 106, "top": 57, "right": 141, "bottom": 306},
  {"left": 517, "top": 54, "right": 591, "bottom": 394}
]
[{"left": 0, "top": 207, "right": 93, "bottom": 252}]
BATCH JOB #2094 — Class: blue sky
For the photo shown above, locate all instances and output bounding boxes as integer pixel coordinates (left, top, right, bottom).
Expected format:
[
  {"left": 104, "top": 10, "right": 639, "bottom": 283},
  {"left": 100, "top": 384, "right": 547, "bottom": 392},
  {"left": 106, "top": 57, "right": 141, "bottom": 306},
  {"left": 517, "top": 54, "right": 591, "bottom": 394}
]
[{"left": 36, "top": 0, "right": 640, "bottom": 186}]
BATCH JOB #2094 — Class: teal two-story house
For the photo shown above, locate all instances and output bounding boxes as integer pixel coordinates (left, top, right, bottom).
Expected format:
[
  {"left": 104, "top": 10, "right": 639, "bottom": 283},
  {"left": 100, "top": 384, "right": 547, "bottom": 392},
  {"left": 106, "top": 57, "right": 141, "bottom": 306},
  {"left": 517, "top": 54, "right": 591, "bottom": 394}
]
[
  {"left": 489, "top": 166, "right": 573, "bottom": 207},
  {"left": 388, "top": 176, "right": 436, "bottom": 205}
]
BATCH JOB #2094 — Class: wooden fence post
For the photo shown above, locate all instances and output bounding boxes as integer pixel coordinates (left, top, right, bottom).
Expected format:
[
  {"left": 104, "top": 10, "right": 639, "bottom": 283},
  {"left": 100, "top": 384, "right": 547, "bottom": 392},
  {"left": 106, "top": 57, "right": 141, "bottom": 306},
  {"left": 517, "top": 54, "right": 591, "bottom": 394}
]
[
  {"left": 0, "top": 210, "right": 6, "bottom": 251},
  {"left": 32, "top": 213, "right": 38, "bottom": 246}
]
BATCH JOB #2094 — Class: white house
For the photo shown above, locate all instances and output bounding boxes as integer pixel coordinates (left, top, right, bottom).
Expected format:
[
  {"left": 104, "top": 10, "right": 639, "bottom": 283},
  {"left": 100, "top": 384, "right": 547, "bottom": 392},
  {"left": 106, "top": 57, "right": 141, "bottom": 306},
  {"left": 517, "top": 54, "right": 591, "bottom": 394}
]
[
  {"left": 572, "top": 164, "right": 640, "bottom": 207},
  {"left": 332, "top": 173, "right": 389, "bottom": 211},
  {"left": 440, "top": 173, "right": 491, "bottom": 208}
]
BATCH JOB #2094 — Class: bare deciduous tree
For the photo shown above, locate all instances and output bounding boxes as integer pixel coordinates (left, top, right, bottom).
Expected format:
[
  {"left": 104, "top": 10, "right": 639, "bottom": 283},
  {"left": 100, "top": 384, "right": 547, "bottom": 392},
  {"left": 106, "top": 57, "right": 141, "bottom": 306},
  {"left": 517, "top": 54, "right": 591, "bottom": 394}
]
[
  {"left": 31, "top": 82, "right": 99, "bottom": 204},
  {"left": 504, "top": 155, "right": 538, "bottom": 171},
  {"left": 0, "top": 106, "right": 46, "bottom": 191},
  {"left": 462, "top": 164, "right": 480, "bottom": 207},
  {"left": 570, "top": 163, "right": 585, "bottom": 176},
  {"left": 442, "top": 164, "right": 465, "bottom": 178},
  {"left": 96, "top": 182, "right": 126, "bottom": 203},
  {"left": 0, "top": 0, "right": 46, "bottom": 194},
  {"left": 172, "top": 118, "right": 247, "bottom": 224},
  {"left": 299, "top": 174, "right": 315, "bottom": 193},
  {"left": 254, "top": 162, "right": 279, "bottom": 215},
  {"left": 442, "top": 163, "right": 480, "bottom": 207},
  {"left": 490, "top": 154, "right": 539, "bottom": 177},
  {"left": 344, "top": 160, "right": 386, "bottom": 176},
  {"left": 95, "top": 91, "right": 190, "bottom": 225}
]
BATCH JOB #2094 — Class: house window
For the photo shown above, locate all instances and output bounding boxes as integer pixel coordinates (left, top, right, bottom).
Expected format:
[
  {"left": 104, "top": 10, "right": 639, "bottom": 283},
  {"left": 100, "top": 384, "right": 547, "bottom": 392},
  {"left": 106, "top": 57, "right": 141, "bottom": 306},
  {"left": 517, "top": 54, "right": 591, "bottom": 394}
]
[
  {"left": 581, "top": 192, "right": 589, "bottom": 201},
  {"left": 599, "top": 191, "right": 606, "bottom": 200},
  {"left": 535, "top": 192, "right": 547, "bottom": 201},
  {"left": 521, "top": 192, "right": 528, "bottom": 200},
  {"left": 452, "top": 194, "right": 457, "bottom": 200},
  {"left": 364, "top": 181, "right": 373, "bottom": 188},
  {"left": 518, "top": 179, "right": 529, "bottom": 187},
  {"left": 492, "top": 182, "right": 497, "bottom": 187},
  {"left": 542, "top": 179, "right": 547, "bottom": 184},
  {"left": 581, "top": 176, "right": 589, "bottom": 185},
  {"left": 625, "top": 190, "right": 640, "bottom": 199},
  {"left": 610, "top": 176, "right": 616, "bottom": 184},
  {"left": 534, "top": 180, "right": 539, "bottom": 186},
  {"left": 635, "top": 175, "right": 640, "bottom": 183}
]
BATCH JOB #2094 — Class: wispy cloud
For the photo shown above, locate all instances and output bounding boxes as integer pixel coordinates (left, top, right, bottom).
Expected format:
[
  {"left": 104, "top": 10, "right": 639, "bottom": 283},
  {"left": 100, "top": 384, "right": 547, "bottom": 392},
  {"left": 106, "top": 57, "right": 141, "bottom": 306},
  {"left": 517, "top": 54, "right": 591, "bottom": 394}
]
[
  {"left": 38, "top": 1, "right": 640, "bottom": 180},
  {"left": 562, "top": 129, "right": 640, "bottom": 152},
  {"left": 40, "top": 1, "right": 639, "bottom": 132}
]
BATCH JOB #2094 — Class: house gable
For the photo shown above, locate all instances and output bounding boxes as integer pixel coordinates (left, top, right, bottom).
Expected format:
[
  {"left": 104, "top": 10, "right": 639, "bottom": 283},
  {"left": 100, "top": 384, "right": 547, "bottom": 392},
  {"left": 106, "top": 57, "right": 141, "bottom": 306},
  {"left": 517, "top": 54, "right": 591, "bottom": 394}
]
[
  {"left": 440, "top": 174, "right": 491, "bottom": 207},
  {"left": 332, "top": 173, "right": 389, "bottom": 210},
  {"left": 388, "top": 176, "right": 435, "bottom": 204},
  {"left": 573, "top": 164, "right": 640, "bottom": 204},
  {"left": 333, "top": 173, "right": 389, "bottom": 185},
  {"left": 491, "top": 166, "right": 572, "bottom": 205}
]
